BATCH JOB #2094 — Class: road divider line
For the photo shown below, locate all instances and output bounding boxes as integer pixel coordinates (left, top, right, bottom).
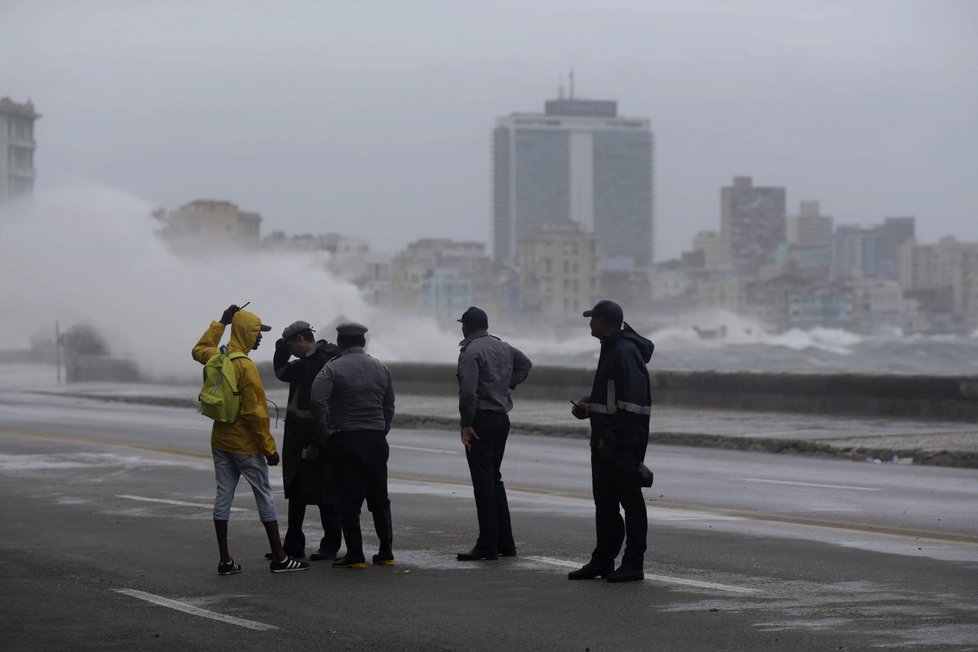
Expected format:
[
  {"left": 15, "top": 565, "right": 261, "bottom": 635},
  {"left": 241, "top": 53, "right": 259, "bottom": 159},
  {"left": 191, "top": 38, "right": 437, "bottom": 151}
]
[
  {"left": 117, "top": 494, "right": 244, "bottom": 512},
  {"left": 740, "top": 478, "right": 881, "bottom": 492},
  {"left": 525, "top": 556, "right": 759, "bottom": 594},
  {"left": 113, "top": 589, "right": 277, "bottom": 631},
  {"left": 390, "top": 444, "right": 460, "bottom": 455}
]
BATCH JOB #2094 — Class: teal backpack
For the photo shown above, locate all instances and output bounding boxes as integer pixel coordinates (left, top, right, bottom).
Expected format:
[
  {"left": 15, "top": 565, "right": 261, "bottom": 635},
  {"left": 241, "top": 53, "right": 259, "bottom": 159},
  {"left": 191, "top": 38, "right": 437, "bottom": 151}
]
[{"left": 199, "top": 346, "right": 249, "bottom": 423}]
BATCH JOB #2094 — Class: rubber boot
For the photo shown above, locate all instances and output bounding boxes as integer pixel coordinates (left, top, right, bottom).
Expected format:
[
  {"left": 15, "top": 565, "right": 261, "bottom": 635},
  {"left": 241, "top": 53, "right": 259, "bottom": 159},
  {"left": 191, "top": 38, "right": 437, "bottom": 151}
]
[{"left": 333, "top": 513, "right": 366, "bottom": 569}]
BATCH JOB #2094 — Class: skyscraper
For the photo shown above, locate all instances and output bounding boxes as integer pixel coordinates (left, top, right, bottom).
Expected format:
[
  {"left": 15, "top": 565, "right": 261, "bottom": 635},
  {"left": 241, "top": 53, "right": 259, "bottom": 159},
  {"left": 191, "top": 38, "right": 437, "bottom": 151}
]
[
  {"left": 720, "top": 176, "right": 786, "bottom": 275},
  {"left": 0, "top": 97, "right": 40, "bottom": 204},
  {"left": 492, "top": 96, "right": 654, "bottom": 269}
]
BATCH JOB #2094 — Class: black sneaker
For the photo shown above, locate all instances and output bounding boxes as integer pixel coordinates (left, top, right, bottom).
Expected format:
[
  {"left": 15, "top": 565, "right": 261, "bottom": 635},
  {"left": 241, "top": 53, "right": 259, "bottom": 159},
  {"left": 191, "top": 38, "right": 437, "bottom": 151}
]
[
  {"left": 265, "top": 551, "right": 306, "bottom": 560},
  {"left": 372, "top": 551, "right": 395, "bottom": 566},
  {"left": 606, "top": 566, "right": 644, "bottom": 583},
  {"left": 218, "top": 559, "right": 241, "bottom": 575},
  {"left": 269, "top": 557, "right": 310, "bottom": 573},
  {"left": 567, "top": 562, "right": 613, "bottom": 580}
]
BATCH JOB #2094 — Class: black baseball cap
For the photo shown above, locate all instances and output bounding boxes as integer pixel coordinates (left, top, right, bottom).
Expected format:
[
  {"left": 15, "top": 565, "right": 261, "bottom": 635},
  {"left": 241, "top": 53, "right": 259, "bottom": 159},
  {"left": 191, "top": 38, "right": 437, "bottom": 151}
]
[
  {"left": 282, "top": 320, "right": 313, "bottom": 341},
  {"left": 457, "top": 306, "right": 488, "bottom": 328},
  {"left": 583, "top": 300, "right": 623, "bottom": 324}
]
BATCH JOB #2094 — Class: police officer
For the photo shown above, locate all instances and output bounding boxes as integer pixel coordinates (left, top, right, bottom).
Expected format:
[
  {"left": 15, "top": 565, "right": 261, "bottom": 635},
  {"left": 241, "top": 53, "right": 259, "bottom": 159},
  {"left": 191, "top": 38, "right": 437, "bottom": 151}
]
[
  {"left": 455, "top": 306, "right": 532, "bottom": 561},
  {"left": 272, "top": 320, "right": 342, "bottom": 561},
  {"left": 568, "top": 300, "right": 654, "bottom": 583},
  {"left": 310, "top": 322, "right": 395, "bottom": 569}
]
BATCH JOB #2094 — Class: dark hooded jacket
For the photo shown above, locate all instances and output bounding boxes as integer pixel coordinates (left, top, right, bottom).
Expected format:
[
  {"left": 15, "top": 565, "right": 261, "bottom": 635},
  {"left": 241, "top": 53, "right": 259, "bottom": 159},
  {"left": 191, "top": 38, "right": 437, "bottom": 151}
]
[
  {"left": 273, "top": 339, "right": 338, "bottom": 503},
  {"left": 586, "top": 322, "right": 654, "bottom": 473}
]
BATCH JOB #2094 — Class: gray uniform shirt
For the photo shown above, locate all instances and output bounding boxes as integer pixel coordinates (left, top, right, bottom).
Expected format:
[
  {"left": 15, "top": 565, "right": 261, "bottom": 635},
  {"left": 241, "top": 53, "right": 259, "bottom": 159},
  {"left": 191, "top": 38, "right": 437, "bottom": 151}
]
[
  {"left": 457, "top": 330, "right": 532, "bottom": 428},
  {"left": 311, "top": 347, "right": 395, "bottom": 436}
]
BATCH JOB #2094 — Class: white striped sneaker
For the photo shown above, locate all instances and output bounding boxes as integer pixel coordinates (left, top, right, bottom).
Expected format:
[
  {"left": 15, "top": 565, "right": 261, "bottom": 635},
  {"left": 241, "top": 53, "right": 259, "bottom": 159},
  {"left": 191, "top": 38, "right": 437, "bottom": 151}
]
[
  {"left": 218, "top": 559, "right": 241, "bottom": 575},
  {"left": 269, "top": 557, "right": 310, "bottom": 573}
]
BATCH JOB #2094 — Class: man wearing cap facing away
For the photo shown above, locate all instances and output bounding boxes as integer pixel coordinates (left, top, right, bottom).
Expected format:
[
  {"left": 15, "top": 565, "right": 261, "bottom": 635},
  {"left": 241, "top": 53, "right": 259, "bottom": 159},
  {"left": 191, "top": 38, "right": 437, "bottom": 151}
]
[
  {"left": 455, "top": 306, "right": 532, "bottom": 561},
  {"left": 192, "top": 304, "right": 309, "bottom": 575},
  {"left": 272, "top": 320, "right": 341, "bottom": 561},
  {"left": 569, "top": 300, "right": 654, "bottom": 583},
  {"left": 310, "top": 322, "right": 396, "bottom": 569}
]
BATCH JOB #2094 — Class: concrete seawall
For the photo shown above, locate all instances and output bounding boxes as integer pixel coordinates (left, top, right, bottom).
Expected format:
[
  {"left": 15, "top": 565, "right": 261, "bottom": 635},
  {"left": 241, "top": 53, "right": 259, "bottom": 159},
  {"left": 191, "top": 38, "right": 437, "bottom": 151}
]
[{"left": 320, "top": 363, "right": 978, "bottom": 422}]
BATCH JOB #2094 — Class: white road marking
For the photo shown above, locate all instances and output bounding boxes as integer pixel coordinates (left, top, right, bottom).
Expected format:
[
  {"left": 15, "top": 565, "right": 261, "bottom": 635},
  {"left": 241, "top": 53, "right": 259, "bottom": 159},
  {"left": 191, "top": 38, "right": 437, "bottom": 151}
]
[
  {"left": 117, "top": 495, "right": 244, "bottom": 512},
  {"left": 390, "top": 444, "right": 460, "bottom": 455},
  {"left": 525, "top": 556, "right": 759, "bottom": 594},
  {"left": 740, "top": 478, "right": 881, "bottom": 492},
  {"left": 113, "top": 589, "right": 277, "bottom": 631}
]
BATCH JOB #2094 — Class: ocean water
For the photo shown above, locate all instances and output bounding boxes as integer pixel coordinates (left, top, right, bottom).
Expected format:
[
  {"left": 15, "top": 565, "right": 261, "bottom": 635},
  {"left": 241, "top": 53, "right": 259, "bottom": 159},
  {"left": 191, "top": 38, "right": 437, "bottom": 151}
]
[{"left": 503, "top": 312, "right": 978, "bottom": 376}]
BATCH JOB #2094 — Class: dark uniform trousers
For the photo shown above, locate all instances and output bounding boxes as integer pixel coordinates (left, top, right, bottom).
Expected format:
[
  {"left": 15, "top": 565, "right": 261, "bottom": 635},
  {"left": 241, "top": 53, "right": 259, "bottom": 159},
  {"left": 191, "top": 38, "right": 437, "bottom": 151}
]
[
  {"left": 465, "top": 410, "right": 515, "bottom": 553},
  {"left": 284, "top": 500, "right": 342, "bottom": 558},
  {"left": 590, "top": 450, "right": 648, "bottom": 570},
  {"left": 330, "top": 429, "right": 393, "bottom": 559}
]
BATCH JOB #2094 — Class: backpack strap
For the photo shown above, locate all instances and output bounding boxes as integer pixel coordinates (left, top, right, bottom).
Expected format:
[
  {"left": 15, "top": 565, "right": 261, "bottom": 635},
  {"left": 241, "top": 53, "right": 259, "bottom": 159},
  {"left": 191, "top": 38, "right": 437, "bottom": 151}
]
[{"left": 224, "top": 352, "right": 249, "bottom": 394}]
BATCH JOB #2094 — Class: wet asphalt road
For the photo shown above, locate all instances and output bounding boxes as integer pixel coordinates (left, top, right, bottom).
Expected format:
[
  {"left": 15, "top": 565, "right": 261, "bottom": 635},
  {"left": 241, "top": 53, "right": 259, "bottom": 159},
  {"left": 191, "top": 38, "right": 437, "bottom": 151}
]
[{"left": 1, "top": 390, "right": 977, "bottom": 650}]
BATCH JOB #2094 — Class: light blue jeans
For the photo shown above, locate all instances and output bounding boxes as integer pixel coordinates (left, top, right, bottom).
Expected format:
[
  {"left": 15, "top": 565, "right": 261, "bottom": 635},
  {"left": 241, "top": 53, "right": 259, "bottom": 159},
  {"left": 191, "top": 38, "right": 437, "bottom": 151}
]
[{"left": 212, "top": 449, "right": 277, "bottom": 522}]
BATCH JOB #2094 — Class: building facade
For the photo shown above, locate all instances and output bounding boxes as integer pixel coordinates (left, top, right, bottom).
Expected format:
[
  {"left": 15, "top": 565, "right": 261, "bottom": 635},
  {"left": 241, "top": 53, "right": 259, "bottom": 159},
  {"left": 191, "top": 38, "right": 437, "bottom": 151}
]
[
  {"left": 517, "top": 222, "right": 602, "bottom": 323},
  {"left": 787, "top": 200, "right": 833, "bottom": 249},
  {"left": 0, "top": 97, "right": 40, "bottom": 204},
  {"left": 720, "top": 176, "right": 786, "bottom": 276},
  {"left": 493, "top": 97, "right": 654, "bottom": 269},
  {"left": 165, "top": 200, "right": 262, "bottom": 247}
]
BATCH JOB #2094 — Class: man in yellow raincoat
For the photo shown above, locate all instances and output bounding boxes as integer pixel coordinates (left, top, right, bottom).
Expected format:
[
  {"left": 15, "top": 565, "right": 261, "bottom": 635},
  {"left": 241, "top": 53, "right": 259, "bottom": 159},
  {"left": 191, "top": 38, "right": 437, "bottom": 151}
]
[{"left": 193, "top": 304, "right": 309, "bottom": 575}]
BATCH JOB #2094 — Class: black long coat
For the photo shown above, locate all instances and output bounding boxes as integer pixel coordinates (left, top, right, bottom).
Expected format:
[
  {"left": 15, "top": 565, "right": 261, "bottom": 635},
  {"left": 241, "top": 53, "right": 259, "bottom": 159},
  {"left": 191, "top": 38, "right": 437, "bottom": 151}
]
[{"left": 273, "top": 339, "right": 339, "bottom": 503}]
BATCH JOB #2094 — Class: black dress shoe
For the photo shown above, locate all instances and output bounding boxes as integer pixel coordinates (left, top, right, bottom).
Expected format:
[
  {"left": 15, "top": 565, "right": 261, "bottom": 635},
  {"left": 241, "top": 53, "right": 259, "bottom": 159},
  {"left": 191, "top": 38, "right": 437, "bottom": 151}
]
[
  {"left": 606, "top": 566, "right": 644, "bottom": 583},
  {"left": 456, "top": 548, "right": 499, "bottom": 561},
  {"left": 309, "top": 549, "right": 338, "bottom": 561},
  {"left": 332, "top": 554, "right": 367, "bottom": 569},
  {"left": 567, "top": 562, "right": 613, "bottom": 580},
  {"left": 498, "top": 547, "right": 518, "bottom": 557}
]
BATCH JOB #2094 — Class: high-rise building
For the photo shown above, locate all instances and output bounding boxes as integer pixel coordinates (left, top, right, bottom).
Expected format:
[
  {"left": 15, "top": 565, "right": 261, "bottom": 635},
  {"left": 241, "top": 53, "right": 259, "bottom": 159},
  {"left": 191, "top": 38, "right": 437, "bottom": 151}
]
[
  {"left": 492, "top": 96, "right": 654, "bottom": 269},
  {"left": 720, "top": 176, "right": 786, "bottom": 275},
  {"left": 877, "top": 216, "right": 915, "bottom": 280},
  {"left": 787, "top": 200, "right": 833, "bottom": 249},
  {"left": 832, "top": 225, "right": 880, "bottom": 280},
  {"left": 0, "top": 97, "right": 40, "bottom": 204}
]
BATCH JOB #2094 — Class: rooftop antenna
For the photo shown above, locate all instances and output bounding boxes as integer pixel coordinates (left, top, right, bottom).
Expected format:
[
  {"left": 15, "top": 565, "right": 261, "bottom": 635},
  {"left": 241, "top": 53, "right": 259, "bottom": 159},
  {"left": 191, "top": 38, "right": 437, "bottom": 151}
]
[{"left": 569, "top": 68, "right": 575, "bottom": 99}]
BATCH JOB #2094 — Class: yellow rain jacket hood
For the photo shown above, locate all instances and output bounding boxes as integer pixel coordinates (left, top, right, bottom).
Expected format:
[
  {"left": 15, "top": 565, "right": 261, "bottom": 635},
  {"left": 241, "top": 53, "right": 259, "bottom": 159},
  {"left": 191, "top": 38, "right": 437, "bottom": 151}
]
[{"left": 192, "top": 310, "right": 276, "bottom": 457}]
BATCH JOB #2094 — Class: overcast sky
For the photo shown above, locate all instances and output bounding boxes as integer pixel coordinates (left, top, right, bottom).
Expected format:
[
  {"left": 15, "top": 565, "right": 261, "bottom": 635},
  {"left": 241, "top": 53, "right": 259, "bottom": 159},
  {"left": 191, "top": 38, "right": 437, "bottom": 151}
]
[{"left": 2, "top": 0, "right": 976, "bottom": 260}]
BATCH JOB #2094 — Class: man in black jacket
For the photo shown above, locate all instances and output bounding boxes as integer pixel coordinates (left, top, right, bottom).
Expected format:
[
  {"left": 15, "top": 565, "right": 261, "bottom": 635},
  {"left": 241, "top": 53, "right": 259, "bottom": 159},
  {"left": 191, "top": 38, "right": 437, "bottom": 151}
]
[
  {"left": 273, "top": 321, "right": 342, "bottom": 561},
  {"left": 569, "top": 300, "right": 654, "bottom": 583}
]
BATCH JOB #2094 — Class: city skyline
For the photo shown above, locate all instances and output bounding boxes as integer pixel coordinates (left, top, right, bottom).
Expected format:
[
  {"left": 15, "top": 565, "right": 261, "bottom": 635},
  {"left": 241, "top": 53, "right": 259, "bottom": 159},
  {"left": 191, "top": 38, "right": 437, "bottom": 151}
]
[{"left": 1, "top": 1, "right": 976, "bottom": 260}]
